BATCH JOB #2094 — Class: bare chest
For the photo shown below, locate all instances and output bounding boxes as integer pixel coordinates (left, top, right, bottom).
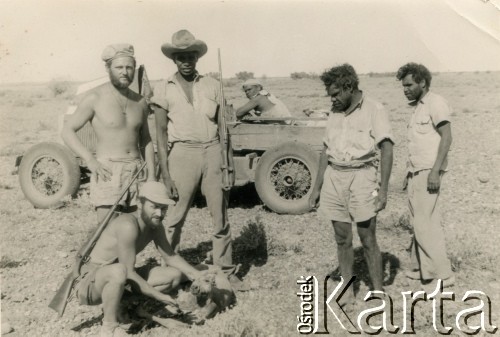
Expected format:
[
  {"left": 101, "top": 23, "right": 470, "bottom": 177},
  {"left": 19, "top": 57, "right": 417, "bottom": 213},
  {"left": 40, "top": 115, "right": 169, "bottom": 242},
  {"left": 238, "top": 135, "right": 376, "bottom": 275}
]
[{"left": 93, "top": 98, "right": 143, "bottom": 130}]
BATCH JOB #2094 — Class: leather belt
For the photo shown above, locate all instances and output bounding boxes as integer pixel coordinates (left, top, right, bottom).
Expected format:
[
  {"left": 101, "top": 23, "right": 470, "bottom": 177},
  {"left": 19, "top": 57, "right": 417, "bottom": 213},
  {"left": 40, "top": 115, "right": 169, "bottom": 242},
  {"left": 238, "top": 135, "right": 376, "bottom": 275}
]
[{"left": 328, "top": 162, "right": 373, "bottom": 171}]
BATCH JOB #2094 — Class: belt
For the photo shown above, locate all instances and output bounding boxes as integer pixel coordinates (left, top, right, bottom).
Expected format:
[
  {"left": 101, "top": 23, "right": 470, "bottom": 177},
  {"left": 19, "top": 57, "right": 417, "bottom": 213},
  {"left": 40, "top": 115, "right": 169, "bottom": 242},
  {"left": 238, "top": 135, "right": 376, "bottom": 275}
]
[
  {"left": 407, "top": 169, "right": 445, "bottom": 178},
  {"left": 169, "top": 138, "right": 219, "bottom": 148},
  {"left": 328, "top": 162, "right": 373, "bottom": 171},
  {"left": 407, "top": 170, "right": 422, "bottom": 178}
]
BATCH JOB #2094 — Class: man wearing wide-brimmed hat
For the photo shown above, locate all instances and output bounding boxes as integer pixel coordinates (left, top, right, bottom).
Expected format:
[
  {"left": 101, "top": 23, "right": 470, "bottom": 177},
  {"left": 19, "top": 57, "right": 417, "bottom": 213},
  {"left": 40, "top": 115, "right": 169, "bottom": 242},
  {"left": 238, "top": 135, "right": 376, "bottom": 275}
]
[
  {"left": 150, "top": 30, "right": 243, "bottom": 289},
  {"left": 62, "top": 44, "right": 155, "bottom": 223}
]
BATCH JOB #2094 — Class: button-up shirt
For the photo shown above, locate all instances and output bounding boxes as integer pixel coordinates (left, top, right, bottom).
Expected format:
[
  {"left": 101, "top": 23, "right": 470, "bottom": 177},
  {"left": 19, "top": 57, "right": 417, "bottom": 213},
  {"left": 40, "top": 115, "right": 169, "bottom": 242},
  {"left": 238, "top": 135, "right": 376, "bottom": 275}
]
[
  {"left": 323, "top": 95, "right": 394, "bottom": 168},
  {"left": 407, "top": 91, "right": 451, "bottom": 172},
  {"left": 150, "top": 73, "right": 220, "bottom": 143}
]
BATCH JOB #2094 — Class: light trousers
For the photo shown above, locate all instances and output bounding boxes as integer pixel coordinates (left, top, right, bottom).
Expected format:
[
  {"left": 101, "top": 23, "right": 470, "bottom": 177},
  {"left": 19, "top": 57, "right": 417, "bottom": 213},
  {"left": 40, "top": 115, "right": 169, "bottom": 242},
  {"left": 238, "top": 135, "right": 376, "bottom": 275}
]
[
  {"left": 166, "top": 141, "right": 235, "bottom": 274},
  {"left": 408, "top": 170, "right": 453, "bottom": 280}
]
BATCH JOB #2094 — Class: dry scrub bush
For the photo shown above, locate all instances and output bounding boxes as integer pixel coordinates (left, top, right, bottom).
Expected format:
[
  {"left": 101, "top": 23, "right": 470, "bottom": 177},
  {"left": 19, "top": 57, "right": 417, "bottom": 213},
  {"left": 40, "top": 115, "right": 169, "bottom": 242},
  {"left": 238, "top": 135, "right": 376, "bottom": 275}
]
[
  {"left": 205, "top": 72, "right": 220, "bottom": 80},
  {"left": 235, "top": 71, "right": 254, "bottom": 81},
  {"left": 223, "top": 78, "right": 239, "bottom": 87},
  {"left": 290, "top": 72, "right": 318, "bottom": 80},
  {"left": 48, "top": 79, "right": 71, "bottom": 97}
]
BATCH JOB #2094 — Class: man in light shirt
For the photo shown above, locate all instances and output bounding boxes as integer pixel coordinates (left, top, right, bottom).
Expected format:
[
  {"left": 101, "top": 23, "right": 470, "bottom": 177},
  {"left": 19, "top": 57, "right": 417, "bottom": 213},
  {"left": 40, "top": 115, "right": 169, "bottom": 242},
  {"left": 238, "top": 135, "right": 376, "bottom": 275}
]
[
  {"left": 396, "top": 62, "right": 454, "bottom": 290},
  {"left": 150, "top": 30, "right": 243, "bottom": 289},
  {"left": 310, "top": 64, "right": 394, "bottom": 307}
]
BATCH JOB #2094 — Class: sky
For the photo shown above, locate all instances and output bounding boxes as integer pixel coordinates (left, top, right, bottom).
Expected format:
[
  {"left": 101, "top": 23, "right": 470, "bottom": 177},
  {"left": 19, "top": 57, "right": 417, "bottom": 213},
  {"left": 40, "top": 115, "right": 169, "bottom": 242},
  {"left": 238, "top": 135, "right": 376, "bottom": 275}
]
[{"left": 1, "top": 0, "right": 499, "bottom": 83}]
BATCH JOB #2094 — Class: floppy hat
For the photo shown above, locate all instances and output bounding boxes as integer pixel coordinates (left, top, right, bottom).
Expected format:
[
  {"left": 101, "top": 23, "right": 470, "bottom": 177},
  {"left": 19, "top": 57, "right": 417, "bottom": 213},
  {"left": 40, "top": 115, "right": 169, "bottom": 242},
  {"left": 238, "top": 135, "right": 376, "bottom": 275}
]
[
  {"left": 101, "top": 43, "right": 135, "bottom": 62},
  {"left": 242, "top": 79, "right": 262, "bottom": 87},
  {"left": 161, "top": 30, "right": 208, "bottom": 60},
  {"left": 139, "top": 181, "right": 176, "bottom": 205}
]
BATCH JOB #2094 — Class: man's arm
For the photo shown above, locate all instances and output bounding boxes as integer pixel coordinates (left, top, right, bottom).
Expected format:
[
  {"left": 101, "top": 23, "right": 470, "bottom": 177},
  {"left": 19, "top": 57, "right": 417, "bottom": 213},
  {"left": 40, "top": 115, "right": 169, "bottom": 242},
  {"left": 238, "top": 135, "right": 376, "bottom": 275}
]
[
  {"left": 61, "top": 93, "right": 111, "bottom": 180},
  {"left": 139, "top": 101, "right": 155, "bottom": 181},
  {"left": 152, "top": 227, "right": 202, "bottom": 282},
  {"left": 375, "top": 139, "right": 393, "bottom": 212},
  {"left": 152, "top": 105, "right": 178, "bottom": 198},
  {"left": 116, "top": 218, "right": 176, "bottom": 305},
  {"left": 428, "top": 121, "right": 452, "bottom": 193},
  {"left": 235, "top": 98, "right": 260, "bottom": 119},
  {"left": 309, "top": 146, "right": 328, "bottom": 208}
]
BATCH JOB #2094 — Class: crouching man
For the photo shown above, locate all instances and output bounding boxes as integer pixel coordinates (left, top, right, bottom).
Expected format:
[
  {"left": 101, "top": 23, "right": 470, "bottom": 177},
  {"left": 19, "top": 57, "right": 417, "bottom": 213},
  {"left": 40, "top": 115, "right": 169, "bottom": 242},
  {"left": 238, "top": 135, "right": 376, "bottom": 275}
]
[{"left": 75, "top": 181, "right": 203, "bottom": 337}]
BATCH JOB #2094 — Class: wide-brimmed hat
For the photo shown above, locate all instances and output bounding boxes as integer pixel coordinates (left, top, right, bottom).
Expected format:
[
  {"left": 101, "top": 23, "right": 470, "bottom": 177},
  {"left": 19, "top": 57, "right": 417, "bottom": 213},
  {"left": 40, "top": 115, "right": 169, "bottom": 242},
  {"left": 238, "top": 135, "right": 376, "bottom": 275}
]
[
  {"left": 161, "top": 30, "right": 207, "bottom": 60},
  {"left": 139, "top": 181, "right": 176, "bottom": 205}
]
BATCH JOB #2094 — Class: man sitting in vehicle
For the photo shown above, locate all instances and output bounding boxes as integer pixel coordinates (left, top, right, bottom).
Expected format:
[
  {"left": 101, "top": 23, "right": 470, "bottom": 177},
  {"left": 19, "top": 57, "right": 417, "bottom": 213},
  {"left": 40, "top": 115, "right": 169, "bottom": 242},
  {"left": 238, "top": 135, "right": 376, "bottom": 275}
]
[{"left": 235, "top": 79, "right": 292, "bottom": 124}]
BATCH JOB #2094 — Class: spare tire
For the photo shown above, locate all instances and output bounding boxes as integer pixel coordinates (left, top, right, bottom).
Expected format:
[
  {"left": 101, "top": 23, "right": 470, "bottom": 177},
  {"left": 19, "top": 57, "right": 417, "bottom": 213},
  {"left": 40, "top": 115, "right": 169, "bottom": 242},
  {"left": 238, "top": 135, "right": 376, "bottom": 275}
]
[
  {"left": 255, "top": 142, "right": 319, "bottom": 214},
  {"left": 19, "top": 142, "right": 81, "bottom": 208}
]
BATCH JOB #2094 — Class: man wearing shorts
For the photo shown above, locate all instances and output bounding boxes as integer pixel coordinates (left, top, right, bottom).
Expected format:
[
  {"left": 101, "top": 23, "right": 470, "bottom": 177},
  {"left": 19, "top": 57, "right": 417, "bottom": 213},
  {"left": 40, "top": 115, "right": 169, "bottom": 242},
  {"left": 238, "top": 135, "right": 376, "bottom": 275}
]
[
  {"left": 62, "top": 44, "right": 155, "bottom": 222},
  {"left": 74, "top": 181, "right": 203, "bottom": 337},
  {"left": 310, "top": 64, "right": 394, "bottom": 306}
]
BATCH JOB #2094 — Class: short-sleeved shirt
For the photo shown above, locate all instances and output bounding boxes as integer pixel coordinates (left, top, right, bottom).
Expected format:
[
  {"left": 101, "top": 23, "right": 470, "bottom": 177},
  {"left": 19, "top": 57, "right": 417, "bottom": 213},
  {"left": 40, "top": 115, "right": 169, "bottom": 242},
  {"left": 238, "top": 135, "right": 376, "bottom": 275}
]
[
  {"left": 323, "top": 95, "right": 394, "bottom": 168},
  {"left": 150, "top": 73, "right": 220, "bottom": 143},
  {"left": 407, "top": 91, "right": 451, "bottom": 172}
]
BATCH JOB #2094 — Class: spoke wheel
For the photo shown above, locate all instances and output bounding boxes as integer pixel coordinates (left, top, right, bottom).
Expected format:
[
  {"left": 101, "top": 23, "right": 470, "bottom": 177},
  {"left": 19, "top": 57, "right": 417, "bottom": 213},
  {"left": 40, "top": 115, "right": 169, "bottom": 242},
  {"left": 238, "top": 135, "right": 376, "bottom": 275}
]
[
  {"left": 19, "top": 142, "right": 81, "bottom": 208},
  {"left": 255, "top": 142, "right": 319, "bottom": 214}
]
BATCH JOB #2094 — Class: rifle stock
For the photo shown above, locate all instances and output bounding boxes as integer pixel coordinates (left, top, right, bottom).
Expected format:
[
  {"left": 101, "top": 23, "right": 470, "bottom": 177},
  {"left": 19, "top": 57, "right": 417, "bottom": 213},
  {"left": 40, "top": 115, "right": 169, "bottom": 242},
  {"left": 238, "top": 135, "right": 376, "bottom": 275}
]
[
  {"left": 217, "top": 49, "right": 235, "bottom": 191},
  {"left": 48, "top": 162, "right": 147, "bottom": 316}
]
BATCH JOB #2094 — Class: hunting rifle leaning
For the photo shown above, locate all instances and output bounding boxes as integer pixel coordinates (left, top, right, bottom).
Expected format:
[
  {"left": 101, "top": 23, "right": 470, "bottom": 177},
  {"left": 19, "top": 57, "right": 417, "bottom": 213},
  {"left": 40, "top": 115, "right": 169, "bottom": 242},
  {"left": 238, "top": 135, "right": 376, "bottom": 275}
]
[
  {"left": 217, "top": 49, "right": 235, "bottom": 191},
  {"left": 48, "top": 162, "right": 147, "bottom": 316}
]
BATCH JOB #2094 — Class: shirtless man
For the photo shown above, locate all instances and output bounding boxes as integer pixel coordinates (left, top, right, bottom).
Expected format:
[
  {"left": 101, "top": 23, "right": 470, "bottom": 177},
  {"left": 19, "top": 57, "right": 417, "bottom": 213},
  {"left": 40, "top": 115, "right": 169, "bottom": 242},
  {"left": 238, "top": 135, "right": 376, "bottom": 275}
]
[
  {"left": 62, "top": 44, "right": 155, "bottom": 221},
  {"left": 75, "top": 181, "right": 203, "bottom": 337},
  {"left": 235, "top": 79, "right": 292, "bottom": 123}
]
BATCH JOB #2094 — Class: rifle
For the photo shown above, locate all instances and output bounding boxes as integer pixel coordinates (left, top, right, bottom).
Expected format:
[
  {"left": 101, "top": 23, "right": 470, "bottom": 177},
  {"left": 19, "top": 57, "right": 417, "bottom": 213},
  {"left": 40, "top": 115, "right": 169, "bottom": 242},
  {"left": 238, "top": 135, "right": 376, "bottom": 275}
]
[
  {"left": 217, "top": 49, "right": 235, "bottom": 191},
  {"left": 48, "top": 162, "right": 147, "bottom": 316}
]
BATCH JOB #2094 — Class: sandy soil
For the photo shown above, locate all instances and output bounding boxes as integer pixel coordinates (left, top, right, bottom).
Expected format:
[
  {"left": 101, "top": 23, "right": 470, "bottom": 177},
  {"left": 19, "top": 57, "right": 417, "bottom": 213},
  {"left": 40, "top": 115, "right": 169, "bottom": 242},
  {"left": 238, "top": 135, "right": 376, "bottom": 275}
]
[{"left": 1, "top": 72, "right": 500, "bottom": 336}]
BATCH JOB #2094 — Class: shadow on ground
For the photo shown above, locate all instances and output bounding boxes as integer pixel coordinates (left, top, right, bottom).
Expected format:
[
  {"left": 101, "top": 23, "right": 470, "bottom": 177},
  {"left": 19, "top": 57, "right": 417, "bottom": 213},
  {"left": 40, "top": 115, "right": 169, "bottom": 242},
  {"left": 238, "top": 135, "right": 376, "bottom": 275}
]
[
  {"left": 179, "top": 219, "right": 268, "bottom": 278},
  {"left": 71, "top": 313, "right": 103, "bottom": 332},
  {"left": 328, "top": 248, "right": 400, "bottom": 295},
  {"left": 191, "top": 183, "right": 263, "bottom": 209}
]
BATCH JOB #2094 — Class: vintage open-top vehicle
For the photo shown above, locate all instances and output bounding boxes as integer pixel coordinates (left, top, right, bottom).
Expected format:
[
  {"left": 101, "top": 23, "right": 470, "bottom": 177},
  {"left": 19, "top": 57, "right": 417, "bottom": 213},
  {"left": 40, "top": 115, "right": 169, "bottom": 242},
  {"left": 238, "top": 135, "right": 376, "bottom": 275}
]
[{"left": 15, "top": 66, "right": 327, "bottom": 214}]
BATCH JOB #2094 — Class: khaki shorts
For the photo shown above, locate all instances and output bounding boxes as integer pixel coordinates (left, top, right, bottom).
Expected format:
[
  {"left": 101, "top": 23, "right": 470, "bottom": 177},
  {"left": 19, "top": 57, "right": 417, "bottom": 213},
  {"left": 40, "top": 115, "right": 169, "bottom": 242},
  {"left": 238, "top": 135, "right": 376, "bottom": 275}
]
[
  {"left": 75, "top": 262, "right": 104, "bottom": 306},
  {"left": 90, "top": 158, "right": 143, "bottom": 208},
  {"left": 75, "top": 262, "right": 155, "bottom": 306},
  {"left": 318, "top": 165, "right": 378, "bottom": 223}
]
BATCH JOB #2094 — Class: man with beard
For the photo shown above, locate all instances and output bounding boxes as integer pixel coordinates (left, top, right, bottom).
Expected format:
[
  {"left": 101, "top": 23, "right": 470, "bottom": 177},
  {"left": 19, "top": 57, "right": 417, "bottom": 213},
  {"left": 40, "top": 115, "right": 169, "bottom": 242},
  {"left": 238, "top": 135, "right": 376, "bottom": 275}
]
[
  {"left": 62, "top": 44, "right": 155, "bottom": 222},
  {"left": 74, "top": 181, "right": 203, "bottom": 337},
  {"left": 396, "top": 63, "right": 454, "bottom": 290},
  {"left": 309, "top": 64, "right": 394, "bottom": 308},
  {"left": 150, "top": 30, "right": 244, "bottom": 289}
]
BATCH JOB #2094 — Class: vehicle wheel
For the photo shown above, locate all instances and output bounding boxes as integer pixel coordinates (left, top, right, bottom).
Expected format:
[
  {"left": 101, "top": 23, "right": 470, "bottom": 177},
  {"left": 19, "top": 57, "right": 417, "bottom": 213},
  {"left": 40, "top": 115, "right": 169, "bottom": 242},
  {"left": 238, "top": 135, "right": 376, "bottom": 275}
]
[
  {"left": 19, "top": 142, "right": 81, "bottom": 208},
  {"left": 255, "top": 142, "right": 319, "bottom": 214}
]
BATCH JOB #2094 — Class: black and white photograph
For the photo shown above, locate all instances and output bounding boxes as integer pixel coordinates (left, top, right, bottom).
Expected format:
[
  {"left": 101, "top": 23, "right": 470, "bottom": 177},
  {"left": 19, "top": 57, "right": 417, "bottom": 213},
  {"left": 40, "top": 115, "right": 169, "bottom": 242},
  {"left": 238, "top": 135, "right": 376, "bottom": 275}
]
[{"left": 1, "top": 0, "right": 499, "bottom": 336}]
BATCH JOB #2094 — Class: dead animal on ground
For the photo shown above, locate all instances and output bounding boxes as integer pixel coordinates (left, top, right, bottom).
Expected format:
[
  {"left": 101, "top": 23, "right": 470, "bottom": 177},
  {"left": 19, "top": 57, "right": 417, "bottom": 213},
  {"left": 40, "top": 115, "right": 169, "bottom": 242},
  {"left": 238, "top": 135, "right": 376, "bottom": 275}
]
[{"left": 177, "top": 266, "right": 236, "bottom": 324}]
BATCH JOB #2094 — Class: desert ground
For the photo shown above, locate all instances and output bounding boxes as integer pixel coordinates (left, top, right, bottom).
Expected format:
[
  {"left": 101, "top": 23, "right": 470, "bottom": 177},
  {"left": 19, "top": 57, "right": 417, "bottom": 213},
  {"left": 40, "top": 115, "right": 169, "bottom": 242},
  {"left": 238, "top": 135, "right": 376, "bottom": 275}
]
[{"left": 1, "top": 71, "right": 500, "bottom": 336}]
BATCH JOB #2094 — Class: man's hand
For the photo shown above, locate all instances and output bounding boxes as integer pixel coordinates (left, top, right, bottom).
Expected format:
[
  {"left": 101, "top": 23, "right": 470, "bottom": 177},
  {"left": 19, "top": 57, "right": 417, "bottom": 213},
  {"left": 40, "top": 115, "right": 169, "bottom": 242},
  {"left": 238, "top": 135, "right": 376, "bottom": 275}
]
[
  {"left": 427, "top": 170, "right": 441, "bottom": 194},
  {"left": 374, "top": 189, "right": 387, "bottom": 212},
  {"left": 87, "top": 158, "right": 112, "bottom": 181},
  {"left": 163, "top": 177, "right": 179, "bottom": 199},
  {"left": 159, "top": 293, "right": 180, "bottom": 313},
  {"left": 309, "top": 189, "right": 320, "bottom": 209}
]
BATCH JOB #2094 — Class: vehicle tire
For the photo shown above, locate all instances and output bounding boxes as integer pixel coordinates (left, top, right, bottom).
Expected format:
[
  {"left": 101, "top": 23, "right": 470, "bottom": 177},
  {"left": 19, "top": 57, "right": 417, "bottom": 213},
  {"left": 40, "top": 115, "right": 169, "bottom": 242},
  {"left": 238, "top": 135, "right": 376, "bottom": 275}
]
[
  {"left": 255, "top": 142, "right": 319, "bottom": 214},
  {"left": 19, "top": 142, "right": 81, "bottom": 209}
]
